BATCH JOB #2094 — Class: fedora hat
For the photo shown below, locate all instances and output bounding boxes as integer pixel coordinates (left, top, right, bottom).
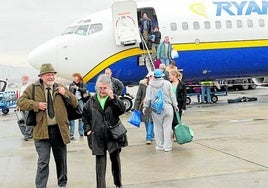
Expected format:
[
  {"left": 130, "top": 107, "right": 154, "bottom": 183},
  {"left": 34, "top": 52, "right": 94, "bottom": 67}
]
[{"left": 39, "top": 63, "right": 57, "bottom": 76}]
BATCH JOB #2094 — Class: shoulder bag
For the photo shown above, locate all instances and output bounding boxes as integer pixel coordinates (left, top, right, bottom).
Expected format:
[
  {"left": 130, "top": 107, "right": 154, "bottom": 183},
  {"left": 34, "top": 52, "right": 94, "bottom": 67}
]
[
  {"left": 26, "top": 84, "right": 36, "bottom": 126},
  {"left": 108, "top": 120, "right": 127, "bottom": 139}
]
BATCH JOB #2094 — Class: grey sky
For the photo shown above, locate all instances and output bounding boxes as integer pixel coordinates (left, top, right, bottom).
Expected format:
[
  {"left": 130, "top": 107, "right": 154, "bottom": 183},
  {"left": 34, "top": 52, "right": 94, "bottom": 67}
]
[{"left": 0, "top": 0, "right": 112, "bottom": 66}]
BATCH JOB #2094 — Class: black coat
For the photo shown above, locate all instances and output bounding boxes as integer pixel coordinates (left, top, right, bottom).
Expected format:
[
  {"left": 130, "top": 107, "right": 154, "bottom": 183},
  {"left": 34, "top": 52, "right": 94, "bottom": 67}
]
[{"left": 82, "top": 94, "right": 128, "bottom": 155}]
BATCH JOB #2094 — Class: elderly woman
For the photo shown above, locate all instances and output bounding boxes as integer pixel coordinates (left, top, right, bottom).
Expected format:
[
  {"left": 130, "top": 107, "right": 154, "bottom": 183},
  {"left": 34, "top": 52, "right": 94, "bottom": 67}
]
[{"left": 82, "top": 74, "right": 127, "bottom": 188}]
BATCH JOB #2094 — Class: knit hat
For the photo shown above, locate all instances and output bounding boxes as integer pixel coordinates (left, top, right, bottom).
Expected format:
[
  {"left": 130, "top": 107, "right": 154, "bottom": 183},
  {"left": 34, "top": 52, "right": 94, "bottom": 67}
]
[
  {"left": 154, "top": 69, "right": 164, "bottom": 78},
  {"left": 39, "top": 63, "right": 57, "bottom": 76}
]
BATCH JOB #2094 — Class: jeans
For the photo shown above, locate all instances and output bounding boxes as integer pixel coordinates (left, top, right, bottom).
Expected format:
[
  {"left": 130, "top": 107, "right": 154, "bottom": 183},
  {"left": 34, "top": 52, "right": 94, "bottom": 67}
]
[
  {"left": 69, "top": 99, "right": 84, "bottom": 136},
  {"left": 160, "top": 58, "right": 171, "bottom": 66},
  {"left": 201, "top": 85, "right": 211, "bottom": 103},
  {"left": 145, "top": 122, "right": 154, "bottom": 141}
]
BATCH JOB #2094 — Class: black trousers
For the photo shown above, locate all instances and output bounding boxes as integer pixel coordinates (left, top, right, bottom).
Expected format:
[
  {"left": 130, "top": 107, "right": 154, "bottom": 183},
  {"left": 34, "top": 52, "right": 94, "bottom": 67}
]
[
  {"left": 96, "top": 149, "right": 122, "bottom": 188},
  {"left": 35, "top": 125, "right": 67, "bottom": 188}
]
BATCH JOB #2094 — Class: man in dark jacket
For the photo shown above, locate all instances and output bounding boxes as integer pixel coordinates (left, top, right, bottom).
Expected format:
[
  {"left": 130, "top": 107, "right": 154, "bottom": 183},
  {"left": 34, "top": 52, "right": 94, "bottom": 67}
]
[
  {"left": 105, "top": 68, "right": 124, "bottom": 96},
  {"left": 17, "top": 63, "right": 78, "bottom": 188},
  {"left": 82, "top": 74, "right": 127, "bottom": 188}
]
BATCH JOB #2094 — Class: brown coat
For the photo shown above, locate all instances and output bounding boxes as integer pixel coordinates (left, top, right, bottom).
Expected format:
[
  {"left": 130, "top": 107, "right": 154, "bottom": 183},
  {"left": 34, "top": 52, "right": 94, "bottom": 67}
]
[{"left": 17, "top": 80, "right": 78, "bottom": 144}]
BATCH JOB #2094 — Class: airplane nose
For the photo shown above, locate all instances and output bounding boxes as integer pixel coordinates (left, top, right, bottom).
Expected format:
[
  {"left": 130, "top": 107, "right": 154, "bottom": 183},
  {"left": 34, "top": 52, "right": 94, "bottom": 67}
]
[{"left": 28, "top": 38, "right": 59, "bottom": 70}]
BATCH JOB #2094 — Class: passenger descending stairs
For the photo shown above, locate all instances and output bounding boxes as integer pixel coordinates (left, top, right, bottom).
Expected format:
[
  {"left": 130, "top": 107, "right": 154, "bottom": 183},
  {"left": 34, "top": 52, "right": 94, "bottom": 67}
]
[{"left": 139, "top": 33, "right": 155, "bottom": 73}]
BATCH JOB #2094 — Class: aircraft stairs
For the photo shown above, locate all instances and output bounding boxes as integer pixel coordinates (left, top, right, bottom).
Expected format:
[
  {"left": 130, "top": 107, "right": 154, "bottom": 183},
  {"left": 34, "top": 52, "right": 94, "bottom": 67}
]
[{"left": 139, "top": 33, "right": 155, "bottom": 73}]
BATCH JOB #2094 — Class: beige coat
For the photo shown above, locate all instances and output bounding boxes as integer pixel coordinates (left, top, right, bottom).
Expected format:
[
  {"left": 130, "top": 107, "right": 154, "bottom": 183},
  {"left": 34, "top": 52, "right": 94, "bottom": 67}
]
[{"left": 17, "top": 80, "right": 78, "bottom": 144}]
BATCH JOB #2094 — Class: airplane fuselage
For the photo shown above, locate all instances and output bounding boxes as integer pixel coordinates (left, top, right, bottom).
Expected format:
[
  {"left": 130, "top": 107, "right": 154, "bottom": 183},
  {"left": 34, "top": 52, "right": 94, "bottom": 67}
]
[{"left": 28, "top": 0, "right": 268, "bottom": 91}]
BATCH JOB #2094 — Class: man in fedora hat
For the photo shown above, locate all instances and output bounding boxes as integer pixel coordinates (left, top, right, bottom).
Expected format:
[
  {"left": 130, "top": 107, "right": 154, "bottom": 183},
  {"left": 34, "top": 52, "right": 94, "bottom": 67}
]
[{"left": 17, "top": 63, "right": 78, "bottom": 188}]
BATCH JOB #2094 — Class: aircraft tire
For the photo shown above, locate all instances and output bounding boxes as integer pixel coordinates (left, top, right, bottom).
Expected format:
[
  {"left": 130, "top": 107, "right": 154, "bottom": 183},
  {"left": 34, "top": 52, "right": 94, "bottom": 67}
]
[
  {"left": 211, "top": 95, "right": 218, "bottom": 103},
  {"left": 121, "top": 96, "right": 133, "bottom": 112},
  {"left": 186, "top": 97, "right": 191, "bottom": 105}
]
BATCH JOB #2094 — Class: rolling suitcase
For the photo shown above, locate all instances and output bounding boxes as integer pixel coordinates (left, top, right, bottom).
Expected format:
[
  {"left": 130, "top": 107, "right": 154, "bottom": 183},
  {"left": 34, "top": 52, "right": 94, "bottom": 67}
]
[{"left": 14, "top": 110, "right": 26, "bottom": 136}]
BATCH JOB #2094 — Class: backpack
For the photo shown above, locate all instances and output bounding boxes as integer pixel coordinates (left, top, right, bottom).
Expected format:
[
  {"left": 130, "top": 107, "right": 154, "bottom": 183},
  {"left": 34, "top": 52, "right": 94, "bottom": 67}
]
[{"left": 151, "top": 88, "right": 164, "bottom": 114}]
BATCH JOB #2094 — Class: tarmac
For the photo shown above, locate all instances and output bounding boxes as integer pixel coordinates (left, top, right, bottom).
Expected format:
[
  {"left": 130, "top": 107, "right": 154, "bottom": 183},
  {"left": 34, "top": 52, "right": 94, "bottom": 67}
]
[{"left": 1, "top": 86, "right": 268, "bottom": 188}]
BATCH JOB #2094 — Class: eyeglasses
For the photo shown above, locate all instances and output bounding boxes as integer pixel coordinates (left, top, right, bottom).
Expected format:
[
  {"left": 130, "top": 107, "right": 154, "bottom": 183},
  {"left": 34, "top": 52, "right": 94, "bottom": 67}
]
[{"left": 98, "top": 87, "right": 108, "bottom": 91}]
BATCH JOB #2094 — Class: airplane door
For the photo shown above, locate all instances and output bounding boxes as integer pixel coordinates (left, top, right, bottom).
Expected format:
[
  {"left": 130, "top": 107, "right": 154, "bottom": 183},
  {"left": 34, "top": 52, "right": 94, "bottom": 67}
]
[{"left": 112, "top": 0, "right": 140, "bottom": 46}]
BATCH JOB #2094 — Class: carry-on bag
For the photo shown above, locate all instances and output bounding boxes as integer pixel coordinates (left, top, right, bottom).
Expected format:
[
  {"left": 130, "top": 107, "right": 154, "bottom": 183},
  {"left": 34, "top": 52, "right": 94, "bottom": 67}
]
[
  {"left": 174, "top": 112, "right": 194, "bottom": 144},
  {"left": 14, "top": 110, "right": 26, "bottom": 136}
]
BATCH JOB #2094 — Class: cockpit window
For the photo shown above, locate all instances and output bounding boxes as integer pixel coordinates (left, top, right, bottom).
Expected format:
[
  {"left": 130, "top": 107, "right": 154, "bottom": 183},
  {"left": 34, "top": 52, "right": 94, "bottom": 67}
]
[
  {"left": 88, "top": 23, "right": 103, "bottom": 35},
  {"left": 62, "top": 26, "right": 78, "bottom": 35},
  {"left": 75, "top": 25, "right": 89, "bottom": 35}
]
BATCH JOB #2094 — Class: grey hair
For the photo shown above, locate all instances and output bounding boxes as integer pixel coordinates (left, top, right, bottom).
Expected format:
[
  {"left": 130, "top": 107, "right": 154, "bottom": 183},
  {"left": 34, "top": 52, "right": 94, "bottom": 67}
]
[{"left": 95, "top": 74, "right": 112, "bottom": 91}]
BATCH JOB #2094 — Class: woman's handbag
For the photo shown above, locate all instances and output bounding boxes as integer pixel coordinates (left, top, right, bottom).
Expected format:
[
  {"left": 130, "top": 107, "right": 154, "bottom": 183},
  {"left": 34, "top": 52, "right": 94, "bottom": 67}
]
[
  {"left": 108, "top": 120, "right": 127, "bottom": 139},
  {"left": 128, "top": 109, "right": 141, "bottom": 127},
  {"left": 174, "top": 112, "right": 194, "bottom": 144}
]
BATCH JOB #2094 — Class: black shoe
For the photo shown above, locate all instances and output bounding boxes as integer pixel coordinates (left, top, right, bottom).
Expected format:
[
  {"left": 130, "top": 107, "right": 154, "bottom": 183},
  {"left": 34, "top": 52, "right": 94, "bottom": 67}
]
[{"left": 24, "top": 136, "right": 29, "bottom": 141}]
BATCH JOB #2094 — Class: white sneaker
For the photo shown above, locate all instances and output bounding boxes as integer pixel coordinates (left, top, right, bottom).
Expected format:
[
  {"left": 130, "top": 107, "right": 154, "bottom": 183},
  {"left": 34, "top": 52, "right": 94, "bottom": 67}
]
[
  {"left": 164, "top": 148, "right": 172, "bottom": 152},
  {"left": 155, "top": 146, "right": 164, "bottom": 150}
]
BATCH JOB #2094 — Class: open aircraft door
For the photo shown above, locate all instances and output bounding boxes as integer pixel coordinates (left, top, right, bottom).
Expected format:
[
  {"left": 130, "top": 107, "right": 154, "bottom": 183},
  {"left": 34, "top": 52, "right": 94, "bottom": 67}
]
[{"left": 112, "top": 0, "right": 140, "bottom": 46}]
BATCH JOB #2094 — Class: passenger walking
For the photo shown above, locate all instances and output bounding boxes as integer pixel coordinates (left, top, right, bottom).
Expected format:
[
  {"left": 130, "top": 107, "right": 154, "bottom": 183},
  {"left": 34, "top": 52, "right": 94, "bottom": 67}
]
[
  {"left": 159, "top": 63, "right": 169, "bottom": 80},
  {"left": 139, "top": 12, "right": 152, "bottom": 43},
  {"left": 150, "top": 26, "right": 161, "bottom": 60},
  {"left": 157, "top": 36, "right": 173, "bottom": 66},
  {"left": 17, "top": 63, "right": 78, "bottom": 188},
  {"left": 143, "top": 69, "right": 178, "bottom": 152},
  {"left": 82, "top": 74, "right": 128, "bottom": 188},
  {"left": 133, "top": 71, "right": 154, "bottom": 145},
  {"left": 17, "top": 74, "right": 33, "bottom": 141},
  {"left": 69, "top": 73, "right": 87, "bottom": 140},
  {"left": 105, "top": 68, "right": 124, "bottom": 96},
  {"left": 169, "top": 70, "right": 187, "bottom": 141}
]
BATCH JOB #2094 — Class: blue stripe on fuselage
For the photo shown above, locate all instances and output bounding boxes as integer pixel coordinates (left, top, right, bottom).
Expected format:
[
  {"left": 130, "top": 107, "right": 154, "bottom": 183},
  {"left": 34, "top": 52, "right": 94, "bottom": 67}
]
[{"left": 86, "top": 46, "right": 268, "bottom": 92}]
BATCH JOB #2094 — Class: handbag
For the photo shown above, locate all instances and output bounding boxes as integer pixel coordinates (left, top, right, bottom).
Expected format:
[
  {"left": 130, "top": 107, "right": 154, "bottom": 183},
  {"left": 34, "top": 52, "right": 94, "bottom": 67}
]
[
  {"left": 108, "top": 120, "right": 127, "bottom": 139},
  {"left": 65, "top": 103, "right": 83, "bottom": 121},
  {"left": 26, "top": 84, "right": 36, "bottom": 126},
  {"left": 128, "top": 109, "right": 141, "bottom": 127},
  {"left": 174, "top": 112, "right": 194, "bottom": 144},
  {"left": 63, "top": 96, "right": 83, "bottom": 120}
]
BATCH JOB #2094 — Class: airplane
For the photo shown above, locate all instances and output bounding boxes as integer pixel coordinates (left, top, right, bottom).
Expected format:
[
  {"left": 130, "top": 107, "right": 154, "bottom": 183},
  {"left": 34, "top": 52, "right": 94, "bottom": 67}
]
[{"left": 28, "top": 0, "right": 268, "bottom": 98}]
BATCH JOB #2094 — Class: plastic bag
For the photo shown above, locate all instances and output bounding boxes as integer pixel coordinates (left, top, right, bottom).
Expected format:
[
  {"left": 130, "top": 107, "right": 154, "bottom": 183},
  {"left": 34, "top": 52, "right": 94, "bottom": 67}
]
[
  {"left": 171, "top": 49, "right": 179, "bottom": 59},
  {"left": 128, "top": 110, "right": 142, "bottom": 127}
]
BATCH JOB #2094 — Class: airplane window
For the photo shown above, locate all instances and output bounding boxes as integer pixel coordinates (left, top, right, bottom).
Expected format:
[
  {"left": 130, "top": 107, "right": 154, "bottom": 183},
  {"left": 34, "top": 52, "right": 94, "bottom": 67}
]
[
  {"left": 226, "top": 20, "right": 232, "bottom": 29},
  {"left": 259, "top": 19, "right": 265, "bottom": 27},
  {"left": 62, "top": 26, "right": 78, "bottom": 35},
  {"left": 182, "top": 22, "right": 188, "bottom": 30},
  {"left": 215, "top": 21, "right": 221, "bottom": 29},
  {"left": 88, "top": 23, "right": 103, "bottom": 35},
  {"left": 247, "top": 20, "right": 253, "bottom": 28},
  {"left": 236, "top": 20, "right": 243, "bottom": 28},
  {"left": 170, "top": 23, "right": 177, "bottom": 31},
  {"left": 75, "top": 25, "right": 89, "bottom": 35},
  {"left": 193, "top": 22, "right": 200, "bottom": 30},
  {"left": 204, "top": 21, "right": 211, "bottom": 29},
  {"left": 83, "top": 19, "right": 91, "bottom": 23}
]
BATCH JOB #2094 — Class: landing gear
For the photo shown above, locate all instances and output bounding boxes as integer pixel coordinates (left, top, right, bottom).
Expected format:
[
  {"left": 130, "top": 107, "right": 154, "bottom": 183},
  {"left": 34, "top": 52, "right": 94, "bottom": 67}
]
[{"left": 120, "top": 93, "right": 134, "bottom": 112}]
